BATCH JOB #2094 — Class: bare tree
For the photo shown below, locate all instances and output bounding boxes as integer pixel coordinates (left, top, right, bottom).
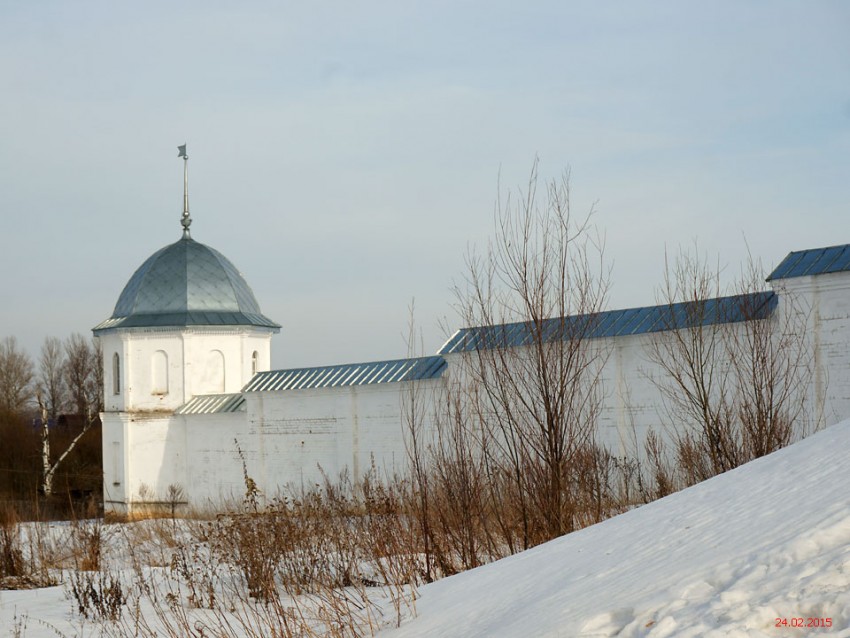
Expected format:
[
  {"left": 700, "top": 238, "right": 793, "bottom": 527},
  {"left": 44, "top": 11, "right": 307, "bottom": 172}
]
[
  {"left": 450, "top": 161, "right": 609, "bottom": 544},
  {"left": 645, "top": 247, "right": 738, "bottom": 479},
  {"left": 646, "top": 247, "right": 812, "bottom": 485},
  {"left": 37, "top": 334, "right": 103, "bottom": 496},
  {"left": 727, "top": 257, "right": 812, "bottom": 458},
  {"left": 64, "top": 333, "right": 103, "bottom": 419},
  {"left": 401, "top": 300, "right": 437, "bottom": 581},
  {"left": 429, "top": 378, "right": 494, "bottom": 570},
  {"left": 0, "top": 336, "right": 34, "bottom": 416},
  {"left": 38, "top": 336, "right": 67, "bottom": 421},
  {"left": 92, "top": 338, "right": 104, "bottom": 414}
]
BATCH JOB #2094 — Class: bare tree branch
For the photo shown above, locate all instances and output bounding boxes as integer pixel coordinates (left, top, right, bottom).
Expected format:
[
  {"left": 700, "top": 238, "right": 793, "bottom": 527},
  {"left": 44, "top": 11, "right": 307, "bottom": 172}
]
[
  {"left": 38, "top": 336, "right": 67, "bottom": 421},
  {"left": 0, "top": 337, "right": 34, "bottom": 416}
]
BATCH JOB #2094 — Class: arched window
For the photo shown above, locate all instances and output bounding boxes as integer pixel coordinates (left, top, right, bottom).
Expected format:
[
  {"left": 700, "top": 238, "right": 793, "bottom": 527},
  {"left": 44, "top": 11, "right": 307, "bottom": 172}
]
[
  {"left": 200, "top": 350, "right": 225, "bottom": 393},
  {"left": 152, "top": 350, "right": 169, "bottom": 395},
  {"left": 251, "top": 350, "right": 259, "bottom": 376},
  {"left": 112, "top": 352, "right": 121, "bottom": 395}
]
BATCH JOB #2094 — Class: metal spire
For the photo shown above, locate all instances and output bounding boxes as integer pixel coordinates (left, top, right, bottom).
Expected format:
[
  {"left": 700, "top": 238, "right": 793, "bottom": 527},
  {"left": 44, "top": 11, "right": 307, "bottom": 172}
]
[{"left": 178, "top": 144, "right": 192, "bottom": 238}]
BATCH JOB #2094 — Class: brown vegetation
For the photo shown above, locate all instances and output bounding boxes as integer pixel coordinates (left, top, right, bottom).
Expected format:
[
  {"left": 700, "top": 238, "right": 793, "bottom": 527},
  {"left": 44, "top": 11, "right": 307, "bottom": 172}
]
[{"left": 0, "top": 333, "right": 102, "bottom": 514}]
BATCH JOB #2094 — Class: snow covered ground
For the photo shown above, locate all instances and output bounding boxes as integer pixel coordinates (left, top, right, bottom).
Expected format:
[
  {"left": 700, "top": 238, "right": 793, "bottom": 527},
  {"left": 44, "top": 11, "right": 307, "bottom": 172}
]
[
  {"left": 384, "top": 420, "right": 850, "bottom": 637},
  {"left": 2, "top": 420, "right": 850, "bottom": 637}
]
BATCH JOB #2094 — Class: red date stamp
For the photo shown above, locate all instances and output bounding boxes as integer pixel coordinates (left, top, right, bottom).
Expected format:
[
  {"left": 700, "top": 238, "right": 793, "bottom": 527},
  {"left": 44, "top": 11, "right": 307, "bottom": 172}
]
[{"left": 775, "top": 617, "right": 832, "bottom": 629}]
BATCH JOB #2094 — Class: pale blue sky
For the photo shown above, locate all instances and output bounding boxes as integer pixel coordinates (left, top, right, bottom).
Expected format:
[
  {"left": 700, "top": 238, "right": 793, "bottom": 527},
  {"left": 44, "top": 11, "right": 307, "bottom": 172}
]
[{"left": 1, "top": 1, "right": 848, "bottom": 368}]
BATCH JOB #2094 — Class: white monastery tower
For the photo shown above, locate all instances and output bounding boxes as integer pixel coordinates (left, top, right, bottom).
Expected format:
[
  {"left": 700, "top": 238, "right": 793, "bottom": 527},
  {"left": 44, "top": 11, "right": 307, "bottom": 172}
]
[{"left": 94, "top": 147, "right": 279, "bottom": 511}]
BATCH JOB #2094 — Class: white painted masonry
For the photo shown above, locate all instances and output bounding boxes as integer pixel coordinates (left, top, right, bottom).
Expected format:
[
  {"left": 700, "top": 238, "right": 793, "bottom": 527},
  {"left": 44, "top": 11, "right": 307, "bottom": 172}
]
[
  {"left": 100, "top": 328, "right": 272, "bottom": 412},
  {"left": 101, "top": 377, "right": 442, "bottom": 512},
  {"left": 773, "top": 272, "right": 850, "bottom": 425}
]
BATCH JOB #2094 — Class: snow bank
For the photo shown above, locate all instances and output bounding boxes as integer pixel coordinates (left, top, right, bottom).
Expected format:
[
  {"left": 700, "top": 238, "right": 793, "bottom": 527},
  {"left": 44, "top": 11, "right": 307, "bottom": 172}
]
[{"left": 385, "top": 421, "right": 850, "bottom": 637}]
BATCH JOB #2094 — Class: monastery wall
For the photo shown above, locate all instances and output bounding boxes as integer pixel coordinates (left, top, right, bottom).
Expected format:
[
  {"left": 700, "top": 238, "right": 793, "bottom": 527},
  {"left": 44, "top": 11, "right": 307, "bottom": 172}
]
[
  {"left": 239, "top": 379, "right": 442, "bottom": 494},
  {"left": 596, "top": 331, "right": 669, "bottom": 457},
  {"left": 595, "top": 273, "right": 850, "bottom": 455},
  {"left": 182, "top": 412, "right": 251, "bottom": 506},
  {"left": 439, "top": 272, "right": 850, "bottom": 464},
  {"left": 101, "top": 267, "right": 850, "bottom": 515}
]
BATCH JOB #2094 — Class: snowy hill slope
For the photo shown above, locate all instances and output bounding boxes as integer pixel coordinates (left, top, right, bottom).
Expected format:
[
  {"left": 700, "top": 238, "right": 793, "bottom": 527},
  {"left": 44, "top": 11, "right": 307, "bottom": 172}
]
[{"left": 385, "top": 421, "right": 850, "bottom": 637}]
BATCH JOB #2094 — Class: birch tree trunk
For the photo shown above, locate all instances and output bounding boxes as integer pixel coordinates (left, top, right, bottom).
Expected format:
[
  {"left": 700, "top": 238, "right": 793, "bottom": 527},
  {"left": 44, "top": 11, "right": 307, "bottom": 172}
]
[
  {"left": 39, "top": 397, "right": 52, "bottom": 497},
  {"left": 38, "top": 395, "right": 95, "bottom": 497}
]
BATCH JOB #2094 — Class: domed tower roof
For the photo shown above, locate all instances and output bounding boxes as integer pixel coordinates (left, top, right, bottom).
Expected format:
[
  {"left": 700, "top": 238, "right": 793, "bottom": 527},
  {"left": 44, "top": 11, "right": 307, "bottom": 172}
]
[
  {"left": 94, "top": 145, "right": 279, "bottom": 334},
  {"left": 93, "top": 236, "right": 279, "bottom": 333}
]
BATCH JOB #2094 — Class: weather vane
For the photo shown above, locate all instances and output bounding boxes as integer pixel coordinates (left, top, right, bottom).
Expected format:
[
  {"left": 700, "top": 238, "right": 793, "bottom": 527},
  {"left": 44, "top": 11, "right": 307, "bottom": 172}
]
[{"left": 178, "top": 144, "right": 191, "bottom": 238}]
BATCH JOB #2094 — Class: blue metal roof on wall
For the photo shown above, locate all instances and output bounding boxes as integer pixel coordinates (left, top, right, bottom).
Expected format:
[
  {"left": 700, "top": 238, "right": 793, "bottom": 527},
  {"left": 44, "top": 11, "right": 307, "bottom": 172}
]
[
  {"left": 243, "top": 355, "right": 447, "bottom": 392},
  {"left": 176, "top": 393, "right": 246, "bottom": 415},
  {"left": 767, "top": 244, "right": 850, "bottom": 281},
  {"left": 438, "top": 291, "right": 777, "bottom": 354}
]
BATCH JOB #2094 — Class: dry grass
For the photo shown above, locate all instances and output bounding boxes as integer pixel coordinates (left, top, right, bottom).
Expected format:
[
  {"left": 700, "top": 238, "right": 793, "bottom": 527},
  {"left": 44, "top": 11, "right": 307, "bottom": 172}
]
[{"left": 0, "top": 435, "right": 677, "bottom": 637}]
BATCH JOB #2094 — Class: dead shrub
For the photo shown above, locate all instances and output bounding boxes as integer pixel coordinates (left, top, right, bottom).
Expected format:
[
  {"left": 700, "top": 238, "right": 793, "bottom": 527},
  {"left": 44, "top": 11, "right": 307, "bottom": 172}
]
[
  {"left": 0, "top": 504, "right": 25, "bottom": 582},
  {"left": 70, "top": 517, "right": 103, "bottom": 572},
  {"left": 67, "top": 568, "right": 127, "bottom": 621}
]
